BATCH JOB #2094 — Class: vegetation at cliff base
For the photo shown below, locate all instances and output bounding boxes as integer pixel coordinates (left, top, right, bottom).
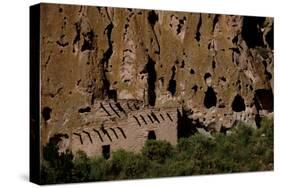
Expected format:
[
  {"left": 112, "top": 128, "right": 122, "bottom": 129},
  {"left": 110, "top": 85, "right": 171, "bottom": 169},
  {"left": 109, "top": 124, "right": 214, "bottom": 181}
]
[{"left": 40, "top": 117, "right": 273, "bottom": 184}]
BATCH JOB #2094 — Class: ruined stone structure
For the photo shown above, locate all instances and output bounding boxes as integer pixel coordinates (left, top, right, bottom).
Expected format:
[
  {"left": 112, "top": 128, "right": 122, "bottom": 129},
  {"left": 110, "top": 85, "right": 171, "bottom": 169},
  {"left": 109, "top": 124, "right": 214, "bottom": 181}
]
[{"left": 39, "top": 3, "right": 274, "bottom": 158}]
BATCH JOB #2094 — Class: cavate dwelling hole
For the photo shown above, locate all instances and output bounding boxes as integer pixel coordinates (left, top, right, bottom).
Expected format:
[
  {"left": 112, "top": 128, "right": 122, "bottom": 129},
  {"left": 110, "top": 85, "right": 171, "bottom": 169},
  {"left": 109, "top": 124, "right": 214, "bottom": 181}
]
[
  {"left": 232, "top": 35, "right": 239, "bottom": 45},
  {"left": 108, "top": 89, "right": 117, "bottom": 101},
  {"left": 148, "top": 10, "right": 158, "bottom": 27},
  {"left": 204, "top": 87, "right": 217, "bottom": 108},
  {"left": 102, "top": 145, "right": 110, "bottom": 160},
  {"left": 147, "top": 130, "right": 156, "bottom": 140},
  {"left": 254, "top": 89, "right": 273, "bottom": 112},
  {"left": 195, "top": 14, "right": 202, "bottom": 43},
  {"left": 241, "top": 17, "right": 265, "bottom": 48},
  {"left": 167, "top": 65, "right": 177, "bottom": 96},
  {"left": 49, "top": 133, "right": 69, "bottom": 145},
  {"left": 141, "top": 56, "right": 157, "bottom": 106},
  {"left": 190, "top": 69, "right": 195, "bottom": 74},
  {"left": 42, "top": 107, "right": 52, "bottom": 121},
  {"left": 204, "top": 72, "right": 212, "bottom": 81},
  {"left": 78, "top": 106, "right": 91, "bottom": 113},
  {"left": 231, "top": 94, "right": 246, "bottom": 112},
  {"left": 204, "top": 72, "right": 212, "bottom": 86},
  {"left": 212, "top": 60, "right": 216, "bottom": 69},
  {"left": 180, "top": 60, "right": 185, "bottom": 68},
  {"left": 212, "top": 15, "right": 219, "bottom": 32},
  {"left": 219, "top": 77, "right": 226, "bottom": 82},
  {"left": 81, "top": 30, "right": 95, "bottom": 52},
  {"left": 192, "top": 85, "right": 198, "bottom": 93}
]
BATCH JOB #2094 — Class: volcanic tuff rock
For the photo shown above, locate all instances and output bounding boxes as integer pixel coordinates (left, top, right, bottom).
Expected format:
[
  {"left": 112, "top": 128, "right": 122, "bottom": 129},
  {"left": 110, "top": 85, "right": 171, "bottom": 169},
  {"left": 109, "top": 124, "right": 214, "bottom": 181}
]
[{"left": 39, "top": 3, "right": 274, "bottom": 157}]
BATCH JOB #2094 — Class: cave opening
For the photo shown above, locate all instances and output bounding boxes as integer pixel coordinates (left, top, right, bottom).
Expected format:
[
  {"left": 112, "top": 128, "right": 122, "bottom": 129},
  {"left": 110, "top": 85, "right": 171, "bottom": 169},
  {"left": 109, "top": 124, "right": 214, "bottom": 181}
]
[
  {"left": 192, "top": 85, "right": 198, "bottom": 93},
  {"left": 49, "top": 134, "right": 69, "bottom": 145},
  {"left": 81, "top": 30, "right": 95, "bottom": 52},
  {"left": 42, "top": 107, "right": 52, "bottom": 121},
  {"left": 148, "top": 10, "right": 158, "bottom": 26},
  {"left": 241, "top": 17, "right": 265, "bottom": 48},
  {"left": 254, "top": 89, "right": 273, "bottom": 112},
  {"left": 167, "top": 65, "right": 177, "bottom": 96},
  {"left": 212, "top": 60, "right": 216, "bottom": 69},
  {"left": 195, "top": 14, "right": 202, "bottom": 42},
  {"left": 231, "top": 94, "right": 246, "bottom": 112},
  {"left": 212, "top": 15, "right": 219, "bottom": 32},
  {"left": 167, "top": 80, "right": 177, "bottom": 96},
  {"left": 204, "top": 72, "right": 212, "bottom": 81},
  {"left": 148, "top": 130, "right": 156, "bottom": 140},
  {"left": 190, "top": 69, "right": 195, "bottom": 74},
  {"left": 141, "top": 56, "right": 157, "bottom": 106},
  {"left": 204, "top": 87, "right": 217, "bottom": 108},
  {"left": 101, "top": 22, "right": 114, "bottom": 98},
  {"left": 78, "top": 106, "right": 91, "bottom": 113},
  {"left": 102, "top": 145, "right": 110, "bottom": 160},
  {"left": 108, "top": 89, "right": 117, "bottom": 101}
]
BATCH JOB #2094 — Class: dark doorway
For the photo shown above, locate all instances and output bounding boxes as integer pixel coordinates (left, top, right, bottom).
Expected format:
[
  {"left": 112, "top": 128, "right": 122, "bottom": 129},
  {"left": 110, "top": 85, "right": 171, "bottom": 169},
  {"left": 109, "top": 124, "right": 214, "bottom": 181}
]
[
  {"left": 147, "top": 130, "right": 156, "bottom": 140},
  {"left": 232, "top": 94, "right": 246, "bottom": 112},
  {"left": 108, "top": 89, "right": 117, "bottom": 101},
  {"left": 102, "top": 145, "right": 110, "bottom": 159},
  {"left": 167, "top": 66, "right": 177, "bottom": 96},
  {"left": 204, "top": 87, "right": 217, "bottom": 108},
  {"left": 254, "top": 89, "right": 273, "bottom": 112},
  {"left": 42, "top": 106, "right": 52, "bottom": 121},
  {"left": 140, "top": 56, "right": 157, "bottom": 106},
  {"left": 241, "top": 17, "right": 265, "bottom": 48}
]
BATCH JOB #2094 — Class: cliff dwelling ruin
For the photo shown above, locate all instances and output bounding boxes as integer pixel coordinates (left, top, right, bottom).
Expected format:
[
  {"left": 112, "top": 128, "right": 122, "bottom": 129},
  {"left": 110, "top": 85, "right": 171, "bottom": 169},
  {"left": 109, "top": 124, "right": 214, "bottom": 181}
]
[{"left": 39, "top": 4, "right": 274, "bottom": 159}]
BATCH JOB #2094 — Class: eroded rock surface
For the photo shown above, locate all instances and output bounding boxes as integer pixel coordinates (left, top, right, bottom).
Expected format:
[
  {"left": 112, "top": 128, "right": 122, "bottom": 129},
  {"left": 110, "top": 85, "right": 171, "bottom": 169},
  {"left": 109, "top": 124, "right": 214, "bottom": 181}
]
[{"left": 39, "top": 4, "right": 274, "bottom": 157}]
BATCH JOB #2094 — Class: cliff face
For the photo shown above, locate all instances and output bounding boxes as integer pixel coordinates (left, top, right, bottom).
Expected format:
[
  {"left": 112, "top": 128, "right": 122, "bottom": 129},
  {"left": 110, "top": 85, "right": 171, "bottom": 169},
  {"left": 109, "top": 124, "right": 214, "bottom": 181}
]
[{"left": 39, "top": 3, "right": 273, "bottom": 156}]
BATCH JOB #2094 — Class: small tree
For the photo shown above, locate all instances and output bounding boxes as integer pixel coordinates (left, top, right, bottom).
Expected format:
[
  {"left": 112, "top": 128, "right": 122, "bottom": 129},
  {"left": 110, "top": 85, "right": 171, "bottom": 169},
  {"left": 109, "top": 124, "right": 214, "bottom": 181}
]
[{"left": 142, "top": 140, "right": 174, "bottom": 163}]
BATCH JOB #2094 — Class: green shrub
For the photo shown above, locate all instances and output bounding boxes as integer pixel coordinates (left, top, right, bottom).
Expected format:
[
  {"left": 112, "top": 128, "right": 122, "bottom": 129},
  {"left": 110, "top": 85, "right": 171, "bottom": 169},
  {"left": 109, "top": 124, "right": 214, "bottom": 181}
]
[
  {"left": 142, "top": 140, "right": 174, "bottom": 163},
  {"left": 177, "top": 133, "right": 215, "bottom": 159},
  {"left": 42, "top": 141, "right": 59, "bottom": 165},
  {"left": 41, "top": 140, "right": 74, "bottom": 184},
  {"left": 88, "top": 157, "right": 107, "bottom": 181},
  {"left": 72, "top": 151, "right": 91, "bottom": 182}
]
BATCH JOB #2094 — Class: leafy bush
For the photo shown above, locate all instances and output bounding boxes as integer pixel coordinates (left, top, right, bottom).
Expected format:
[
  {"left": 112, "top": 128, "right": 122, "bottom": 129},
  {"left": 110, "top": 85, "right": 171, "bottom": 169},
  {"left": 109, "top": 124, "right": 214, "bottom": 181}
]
[
  {"left": 41, "top": 141, "right": 74, "bottom": 184},
  {"left": 72, "top": 151, "right": 91, "bottom": 182},
  {"left": 177, "top": 133, "right": 215, "bottom": 159},
  {"left": 88, "top": 157, "right": 108, "bottom": 181},
  {"left": 142, "top": 140, "right": 174, "bottom": 163}
]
